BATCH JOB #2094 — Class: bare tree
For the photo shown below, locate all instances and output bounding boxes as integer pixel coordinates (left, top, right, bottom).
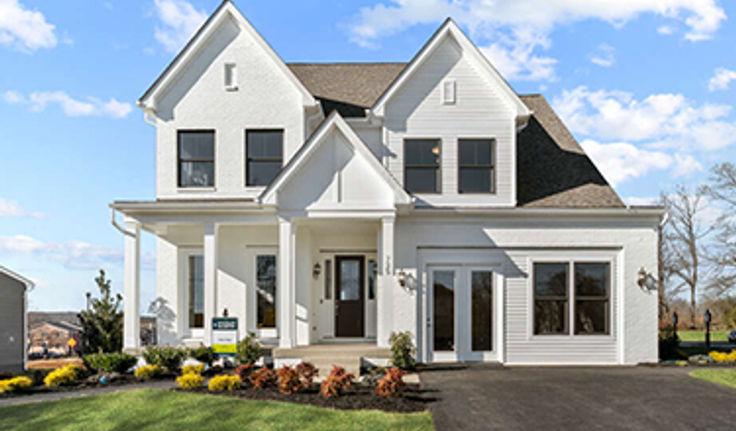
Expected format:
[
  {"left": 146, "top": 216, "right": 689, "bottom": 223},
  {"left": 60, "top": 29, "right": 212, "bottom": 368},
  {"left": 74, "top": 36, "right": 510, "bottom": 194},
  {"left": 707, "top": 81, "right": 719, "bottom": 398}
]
[
  {"left": 661, "top": 185, "right": 720, "bottom": 327},
  {"left": 706, "top": 163, "right": 736, "bottom": 296}
]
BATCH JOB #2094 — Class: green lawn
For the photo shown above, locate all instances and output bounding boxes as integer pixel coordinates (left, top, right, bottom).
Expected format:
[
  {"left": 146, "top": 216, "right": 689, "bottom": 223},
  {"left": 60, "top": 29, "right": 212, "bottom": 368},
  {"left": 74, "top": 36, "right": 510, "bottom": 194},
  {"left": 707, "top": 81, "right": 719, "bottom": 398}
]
[
  {"left": 0, "top": 389, "right": 435, "bottom": 431},
  {"left": 690, "top": 369, "right": 736, "bottom": 390},
  {"left": 674, "top": 330, "right": 730, "bottom": 342}
]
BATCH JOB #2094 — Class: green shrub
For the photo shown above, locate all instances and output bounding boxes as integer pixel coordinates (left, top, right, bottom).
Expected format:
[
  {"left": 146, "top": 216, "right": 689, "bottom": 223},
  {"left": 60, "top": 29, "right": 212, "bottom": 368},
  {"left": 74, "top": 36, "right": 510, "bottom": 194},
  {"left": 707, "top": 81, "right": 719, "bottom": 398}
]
[
  {"left": 659, "top": 326, "right": 685, "bottom": 360},
  {"left": 187, "top": 346, "right": 214, "bottom": 365},
  {"left": 143, "top": 346, "right": 186, "bottom": 372},
  {"left": 236, "top": 332, "right": 263, "bottom": 365},
  {"left": 134, "top": 364, "right": 162, "bottom": 381},
  {"left": 84, "top": 352, "right": 137, "bottom": 374},
  {"left": 389, "top": 331, "right": 416, "bottom": 370}
]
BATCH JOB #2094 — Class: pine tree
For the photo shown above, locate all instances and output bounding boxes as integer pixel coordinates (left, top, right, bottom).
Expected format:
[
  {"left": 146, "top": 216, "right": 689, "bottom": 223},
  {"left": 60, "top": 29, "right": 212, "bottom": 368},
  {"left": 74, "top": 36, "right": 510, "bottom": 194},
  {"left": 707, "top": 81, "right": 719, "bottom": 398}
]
[{"left": 78, "top": 270, "right": 124, "bottom": 353}]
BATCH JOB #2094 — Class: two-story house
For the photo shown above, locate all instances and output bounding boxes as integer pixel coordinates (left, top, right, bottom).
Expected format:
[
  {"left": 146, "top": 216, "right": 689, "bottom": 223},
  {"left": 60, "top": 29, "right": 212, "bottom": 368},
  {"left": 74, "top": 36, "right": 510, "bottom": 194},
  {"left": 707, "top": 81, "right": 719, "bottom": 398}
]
[{"left": 112, "top": 0, "right": 663, "bottom": 366}]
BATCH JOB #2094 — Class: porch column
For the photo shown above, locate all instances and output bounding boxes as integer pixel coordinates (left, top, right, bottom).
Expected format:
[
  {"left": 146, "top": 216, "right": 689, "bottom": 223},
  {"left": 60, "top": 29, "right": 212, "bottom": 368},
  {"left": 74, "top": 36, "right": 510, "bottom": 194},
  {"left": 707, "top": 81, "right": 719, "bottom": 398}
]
[
  {"left": 278, "top": 218, "right": 296, "bottom": 348},
  {"left": 123, "top": 217, "right": 140, "bottom": 351},
  {"left": 377, "top": 216, "right": 395, "bottom": 347},
  {"left": 203, "top": 222, "right": 218, "bottom": 345}
]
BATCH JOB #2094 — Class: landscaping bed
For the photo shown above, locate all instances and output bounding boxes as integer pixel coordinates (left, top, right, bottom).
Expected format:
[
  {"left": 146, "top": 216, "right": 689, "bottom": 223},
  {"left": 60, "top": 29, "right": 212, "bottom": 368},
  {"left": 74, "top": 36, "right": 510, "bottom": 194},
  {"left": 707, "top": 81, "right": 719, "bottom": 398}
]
[
  {"left": 176, "top": 382, "right": 433, "bottom": 413},
  {"left": 0, "top": 372, "right": 174, "bottom": 400}
]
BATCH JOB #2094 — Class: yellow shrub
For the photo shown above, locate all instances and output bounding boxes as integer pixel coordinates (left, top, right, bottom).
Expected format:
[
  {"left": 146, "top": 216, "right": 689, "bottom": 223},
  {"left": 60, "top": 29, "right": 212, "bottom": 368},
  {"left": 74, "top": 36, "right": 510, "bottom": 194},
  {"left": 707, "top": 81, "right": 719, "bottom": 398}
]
[
  {"left": 177, "top": 373, "right": 204, "bottom": 390},
  {"left": 708, "top": 351, "right": 736, "bottom": 362},
  {"left": 181, "top": 364, "right": 206, "bottom": 375},
  {"left": 727, "top": 350, "right": 736, "bottom": 362},
  {"left": 44, "top": 365, "right": 81, "bottom": 388},
  {"left": 134, "top": 364, "right": 162, "bottom": 381},
  {"left": 0, "top": 376, "right": 33, "bottom": 393},
  {"left": 208, "top": 374, "right": 241, "bottom": 392}
]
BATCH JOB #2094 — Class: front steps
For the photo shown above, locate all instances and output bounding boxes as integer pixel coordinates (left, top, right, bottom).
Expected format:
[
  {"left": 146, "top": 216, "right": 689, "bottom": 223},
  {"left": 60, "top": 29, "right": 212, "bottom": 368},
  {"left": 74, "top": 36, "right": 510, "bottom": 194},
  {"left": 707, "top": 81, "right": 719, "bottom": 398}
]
[{"left": 272, "top": 343, "right": 390, "bottom": 377}]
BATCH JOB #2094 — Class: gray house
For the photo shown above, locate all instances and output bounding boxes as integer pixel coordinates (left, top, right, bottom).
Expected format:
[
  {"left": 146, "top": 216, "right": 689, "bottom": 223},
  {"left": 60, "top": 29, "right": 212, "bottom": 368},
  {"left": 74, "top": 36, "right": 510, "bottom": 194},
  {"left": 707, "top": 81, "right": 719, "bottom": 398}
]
[{"left": 0, "top": 265, "right": 33, "bottom": 375}]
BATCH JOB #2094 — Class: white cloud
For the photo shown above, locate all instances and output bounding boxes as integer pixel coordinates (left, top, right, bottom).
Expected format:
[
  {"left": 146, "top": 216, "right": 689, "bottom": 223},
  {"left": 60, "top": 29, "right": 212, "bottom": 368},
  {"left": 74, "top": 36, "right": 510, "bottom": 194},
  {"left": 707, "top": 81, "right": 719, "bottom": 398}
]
[
  {"left": 589, "top": 43, "right": 615, "bottom": 68},
  {"left": 657, "top": 25, "right": 676, "bottom": 35},
  {"left": 0, "top": 198, "right": 42, "bottom": 218},
  {"left": 347, "top": 0, "right": 726, "bottom": 81},
  {"left": 671, "top": 153, "right": 703, "bottom": 178},
  {"left": 0, "top": 0, "right": 57, "bottom": 53},
  {"left": 553, "top": 86, "right": 736, "bottom": 151},
  {"left": 579, "top": 139, "right": 672, "bottom": 186},
  {"left": 3, "top": 90, "right": 132, "bottom": 119},
  {"left": 708, "top": 67, "right": 736, "bottom": 92},
  {"left": 625, "top": 196, "right": 659, "bottom": 206},
  {"left": 153, "top": 0, "right": 207, "bottom": 53}
]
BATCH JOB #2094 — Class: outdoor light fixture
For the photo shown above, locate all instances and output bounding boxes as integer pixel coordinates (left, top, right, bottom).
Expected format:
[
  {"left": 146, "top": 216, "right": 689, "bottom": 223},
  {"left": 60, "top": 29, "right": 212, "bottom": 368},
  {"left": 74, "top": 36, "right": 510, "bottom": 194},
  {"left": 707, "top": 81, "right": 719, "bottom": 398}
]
[
  {"left": 397, "top": 270, "right": 407, "bottom": 287},
  {"left": 637, "top": 267, "right": 647, "bottom": 287},
  {"left": 637, "top": 267, "right": 656, "bottom": 291},
  {"left": 312, "top": 263, "right": 321, "bottom": 279}
]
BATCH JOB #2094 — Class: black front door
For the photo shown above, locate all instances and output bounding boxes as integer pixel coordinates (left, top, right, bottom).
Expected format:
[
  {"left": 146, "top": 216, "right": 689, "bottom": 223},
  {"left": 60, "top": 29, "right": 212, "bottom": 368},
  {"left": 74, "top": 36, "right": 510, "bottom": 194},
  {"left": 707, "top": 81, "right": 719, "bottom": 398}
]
[{"left": 335, "top": 256, "right": 365, "bottom": 337}]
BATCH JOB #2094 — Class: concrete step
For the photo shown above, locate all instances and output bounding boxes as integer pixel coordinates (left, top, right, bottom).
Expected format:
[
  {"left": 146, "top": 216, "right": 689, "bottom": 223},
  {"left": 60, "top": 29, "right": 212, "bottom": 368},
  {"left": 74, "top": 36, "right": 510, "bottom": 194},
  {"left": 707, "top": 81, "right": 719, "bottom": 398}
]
[{"left": 272, "top": 343, "right": 389, "bottom": 376}]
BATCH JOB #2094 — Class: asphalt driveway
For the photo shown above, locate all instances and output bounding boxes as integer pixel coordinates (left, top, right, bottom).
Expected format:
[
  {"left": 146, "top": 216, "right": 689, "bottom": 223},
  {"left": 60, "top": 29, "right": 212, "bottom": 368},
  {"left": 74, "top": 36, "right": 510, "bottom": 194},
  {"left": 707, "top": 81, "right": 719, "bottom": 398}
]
[{"left": 418, "top": 364, "right": 736, "bottom": 431}]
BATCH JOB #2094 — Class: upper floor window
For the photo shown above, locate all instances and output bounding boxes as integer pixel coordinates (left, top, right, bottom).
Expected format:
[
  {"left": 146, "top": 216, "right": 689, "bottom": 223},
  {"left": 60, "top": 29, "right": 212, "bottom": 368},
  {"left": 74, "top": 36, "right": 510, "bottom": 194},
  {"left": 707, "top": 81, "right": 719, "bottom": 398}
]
[
  {"left": 404, "top": 139, "right": 440, "bottom": 193},
  {"left": 178, "top": 131, "right": 214, "bottom": 188},
  {"left": 458, "top": 139, "right": 494, "bottom": 193},
  {"left": 246, "top": 130, "right": 283, "bottom": 186}
]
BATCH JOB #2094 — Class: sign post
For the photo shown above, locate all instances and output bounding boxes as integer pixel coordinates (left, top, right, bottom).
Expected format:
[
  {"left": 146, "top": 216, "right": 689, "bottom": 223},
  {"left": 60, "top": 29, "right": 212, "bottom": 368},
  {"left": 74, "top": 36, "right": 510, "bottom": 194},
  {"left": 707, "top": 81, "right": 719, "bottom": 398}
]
[{"left": 212, "top": 317, "right": 238, "bottom": 357}]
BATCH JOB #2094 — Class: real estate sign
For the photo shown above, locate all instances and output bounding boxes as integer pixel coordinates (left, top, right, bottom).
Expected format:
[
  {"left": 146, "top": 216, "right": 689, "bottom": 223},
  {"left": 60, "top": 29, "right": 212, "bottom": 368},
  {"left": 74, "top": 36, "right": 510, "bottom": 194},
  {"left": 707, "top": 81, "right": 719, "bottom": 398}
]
[{"left": 212, "top": 318, "right": 238, "bottom": 356}]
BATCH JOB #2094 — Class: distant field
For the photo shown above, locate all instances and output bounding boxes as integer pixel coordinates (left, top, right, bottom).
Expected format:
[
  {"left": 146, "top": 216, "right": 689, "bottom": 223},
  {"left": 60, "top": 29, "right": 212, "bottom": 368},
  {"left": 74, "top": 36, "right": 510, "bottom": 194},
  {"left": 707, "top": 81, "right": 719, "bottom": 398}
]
[{"left": 675, "top": 330, "right": 730, "bottom": 343}]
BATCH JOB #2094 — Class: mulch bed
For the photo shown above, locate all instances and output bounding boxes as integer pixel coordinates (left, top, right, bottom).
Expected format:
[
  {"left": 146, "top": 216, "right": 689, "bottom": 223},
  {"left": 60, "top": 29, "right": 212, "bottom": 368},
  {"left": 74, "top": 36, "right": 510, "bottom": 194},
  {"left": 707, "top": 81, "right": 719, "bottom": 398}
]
[{"left": 175, "top": 383, "right": 436, "bottom": 413}]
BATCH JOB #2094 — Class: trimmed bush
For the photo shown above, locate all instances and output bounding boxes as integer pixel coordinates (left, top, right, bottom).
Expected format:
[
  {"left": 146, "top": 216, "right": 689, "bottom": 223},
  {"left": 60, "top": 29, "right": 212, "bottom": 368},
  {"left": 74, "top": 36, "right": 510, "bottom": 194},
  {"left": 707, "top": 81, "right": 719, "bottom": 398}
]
[
  {"left": 389, "top": 331, "right": 416, "bottom": 370},
  {"left": 709, "top": 350, "right": 736, "bottom": 362},
  {"left": 0, "top": 376, "right": 33, "bottom": 393},
  {"left": 276, "top": 366, "right": 301, "bottom": 394},
  {"left": 143, "top": 346, "right": 186, "bottom": 372},
  {"left": 176, "top": 373, "right": 204, "bottom": 390},
  {"left": 208, "top": 374, "right": 241, "bottom": 392},
  {"left": 296, "top": 361, "right": 317, "bottom": 389},
  {"left": 44, "top": 365, "right": 82, "bottom": 388},
  {"left": 375, "top": 367, "right": 407, "bottom": 398},
  {"left": 251, "top": 367, "right": 276, "bottom": 389},
  {"left": 181, "top": 364, "right": 206, "bottom": 375},
  {"left": 84, "top": 352, "right": 137, "bottom": 374},
  {"left": 320, "top": 366, "right": 354, "bottom": 398},
  {"left": 134, "top": 364, "right": 162, "bottom": 381},
  {"left": 236, "top": 332, "right": 263, "bottom": 365},
  {"left": 235, "top": 363, "right": 254, "bottom": 383},
  {"left": 187, "top": 346, "right": 214, "bottom": 365}
]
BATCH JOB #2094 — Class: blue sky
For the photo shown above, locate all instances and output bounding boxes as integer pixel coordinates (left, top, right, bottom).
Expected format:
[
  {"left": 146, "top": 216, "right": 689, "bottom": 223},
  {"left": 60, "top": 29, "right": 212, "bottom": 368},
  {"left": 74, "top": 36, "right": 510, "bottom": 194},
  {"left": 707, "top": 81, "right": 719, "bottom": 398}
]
[{"left": 0, "top": 0, "right": 734, "bottom": 312}]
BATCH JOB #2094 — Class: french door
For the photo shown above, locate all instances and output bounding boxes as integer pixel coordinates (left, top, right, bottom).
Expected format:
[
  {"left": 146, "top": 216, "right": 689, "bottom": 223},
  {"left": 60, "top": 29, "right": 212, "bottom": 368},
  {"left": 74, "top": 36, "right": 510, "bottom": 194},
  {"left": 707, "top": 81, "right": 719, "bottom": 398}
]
[{"left": 429, "top": 266, "right": 495, "bottom": 362}]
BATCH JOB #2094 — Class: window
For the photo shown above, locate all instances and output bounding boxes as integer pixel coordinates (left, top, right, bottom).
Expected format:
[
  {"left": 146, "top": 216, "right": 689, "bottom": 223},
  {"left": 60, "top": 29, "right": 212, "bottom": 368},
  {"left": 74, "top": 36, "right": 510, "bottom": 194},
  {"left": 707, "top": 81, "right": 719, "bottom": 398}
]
[
  {"left": 246, "top": 130, "right": 283, "bottom": 186},
  {"left": 533, "top": 261, "right": 611, "bottom": 336},
  {"left": 188, "top": 255, "right": 204, "bottom": 329},
  {"left": 471, "top": 271, "right": 493, "bottom": 351},
  {"left": 458, "top": 139, "right": 494, "bottom": 193},
  {"left": 224, "top": 63, "right": 237, "bottom": 90},
  {"left": 433, "top": 270, "right": 455, "bottom": 351},
  {"left": 256, "top": 255, "right": 277, "bottom": 328},
  {"left": 324, "top": 259, "right": 332, "bottom": 300},
  {"left": 368, "top": 259, "right": 376, "bottom": 300},
  {"left": 404, "top": 139, "right": 441, "bottom": 193},
  {"left": 178, "top": 131, "right": 214, "bottom": 187}
]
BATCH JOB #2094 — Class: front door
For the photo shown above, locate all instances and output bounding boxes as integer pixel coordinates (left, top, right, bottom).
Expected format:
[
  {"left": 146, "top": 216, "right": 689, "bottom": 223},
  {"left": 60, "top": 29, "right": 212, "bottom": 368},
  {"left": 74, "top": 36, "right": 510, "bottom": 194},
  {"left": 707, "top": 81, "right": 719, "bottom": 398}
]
[{"left": 335, "top": 256, "right": 365, "bottom": 337}]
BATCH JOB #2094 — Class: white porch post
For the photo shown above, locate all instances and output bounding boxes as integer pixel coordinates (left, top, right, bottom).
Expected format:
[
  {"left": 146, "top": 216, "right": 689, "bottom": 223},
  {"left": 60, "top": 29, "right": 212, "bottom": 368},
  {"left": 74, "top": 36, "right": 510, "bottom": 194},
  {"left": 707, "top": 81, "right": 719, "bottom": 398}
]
[
  {"left": 278, "top": 218, "right": 296, "bottom": 348},
  {"left": 377, "top": 216, "right": 395, "bottom": 347},
  {"left": 123, "top": 217, "right": 141, "bottom": 351},
  {"left": 203, "top": 222, "right": 218, "bottom": 345}
]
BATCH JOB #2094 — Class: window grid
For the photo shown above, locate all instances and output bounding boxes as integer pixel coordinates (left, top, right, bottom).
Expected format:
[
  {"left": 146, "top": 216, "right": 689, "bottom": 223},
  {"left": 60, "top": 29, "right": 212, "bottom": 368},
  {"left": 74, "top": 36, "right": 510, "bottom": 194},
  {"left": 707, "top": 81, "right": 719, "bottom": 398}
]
[
  {"left": 178, "top": 130, "right": 215, "bottom": 188},
  {"left": 404, "top": 139, "right": 441, "bottom": 194},
  {"left": 458, "top": 139, "right": 495, "bottom": 194},
  {"left": 246, "top": 129, "right": 283, "bottom": 187}
]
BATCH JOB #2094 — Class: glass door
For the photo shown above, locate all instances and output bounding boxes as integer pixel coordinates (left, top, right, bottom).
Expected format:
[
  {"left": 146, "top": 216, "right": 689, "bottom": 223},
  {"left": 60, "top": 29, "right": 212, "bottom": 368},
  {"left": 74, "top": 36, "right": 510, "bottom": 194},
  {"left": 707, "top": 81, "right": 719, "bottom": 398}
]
[{"left": 429, "top": 268, "right": 458, "bottom": 362}]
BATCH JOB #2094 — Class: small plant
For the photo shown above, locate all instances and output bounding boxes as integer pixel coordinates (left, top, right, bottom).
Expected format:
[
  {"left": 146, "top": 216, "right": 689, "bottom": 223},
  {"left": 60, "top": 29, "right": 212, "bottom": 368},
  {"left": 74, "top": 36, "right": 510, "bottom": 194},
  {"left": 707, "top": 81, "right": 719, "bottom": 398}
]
[
  {"left": 83, "top": 352, "right": 137, "bottom": 374},
  {"left": 44, "top": 365, "right": 82, "bottom": 388},
  {"left": 143, "top": 346, "right": 186, "bottom": 372},
  {"left": 389, "top": 331, "right": 416, "bottom": 370},
  {"left": 320, "top": 366, "right": 354, "bottom": 398},
  {"left": 177, "top": 373, "right": 204, "bottom": 390},
  {"left": 251, "top": 367, "right": 276, "bottom": 389},
  {"left": 276, "top": 366, "right": 301, "bottom": 394},
  {"left": 0, "top": 376, "right": 33, "bottom": 393},
  {"left": 208, "top": 374, "right": 241, "bottom": 392},
  {"left": 296, "top": 361, "right": 317, "bottom": 389},
  {"left": 235, "top": 363, "right": 254, "bottom": 382},
  {"left": 375, "top": 367, "right": 407, "bottom": 398},
  {"left": 181, "top": 364, "right": 206, "bottom": 375},
  {"left": 187, "top": 346, "right": 214, "bottom": 365},
  {"left": 236, "top": 332, "right": 263, "bottom": 365},
  {"left": 134, "top": 364, "right": 162, "bottom": 381}
]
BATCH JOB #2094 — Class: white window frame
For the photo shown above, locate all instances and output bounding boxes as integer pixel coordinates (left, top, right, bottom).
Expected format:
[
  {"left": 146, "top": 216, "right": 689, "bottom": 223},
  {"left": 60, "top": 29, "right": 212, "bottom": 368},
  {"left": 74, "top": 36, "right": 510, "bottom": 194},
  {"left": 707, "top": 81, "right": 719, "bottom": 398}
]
[
  {"left": 442, "top": 79, "right": 456, "bottom": 105},
  {"left": 224, "top": 63, "right": 238, "bottom": 91}
]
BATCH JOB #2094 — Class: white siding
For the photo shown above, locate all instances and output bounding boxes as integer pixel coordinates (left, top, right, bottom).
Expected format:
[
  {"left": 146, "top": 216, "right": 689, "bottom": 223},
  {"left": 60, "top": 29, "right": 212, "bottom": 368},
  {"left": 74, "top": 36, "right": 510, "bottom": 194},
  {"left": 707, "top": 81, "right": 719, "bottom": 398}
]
[
  {"left": 0, "top": 274, "right": 24, "bottom": 373},
  {"left": 384, "top": 35, "right": 516, "bottom": 207}
]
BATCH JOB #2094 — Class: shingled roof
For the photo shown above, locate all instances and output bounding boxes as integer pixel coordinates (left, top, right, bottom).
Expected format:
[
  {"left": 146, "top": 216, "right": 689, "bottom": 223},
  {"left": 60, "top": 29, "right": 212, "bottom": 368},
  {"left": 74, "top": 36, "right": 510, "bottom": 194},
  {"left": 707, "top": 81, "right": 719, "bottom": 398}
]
[{"left": 286, "top": 63, "right": 623, "bottom": 208}]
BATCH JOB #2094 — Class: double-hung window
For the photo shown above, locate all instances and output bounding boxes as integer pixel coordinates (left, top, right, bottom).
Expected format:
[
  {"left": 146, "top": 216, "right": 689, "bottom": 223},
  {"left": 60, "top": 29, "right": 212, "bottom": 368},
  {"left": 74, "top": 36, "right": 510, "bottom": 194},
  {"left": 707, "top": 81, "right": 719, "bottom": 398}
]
[
  {"left": 246, "top": 130, "right": 283, "bottom": 186},
  {"left": 178, "top": 131, "right": 215, "bottom": 187},
  {"left": 458, "top": 139, "right": 494, "bottom": 193},
  {"left": 404, "top": 139, "right": 441, "bottom": 193}
]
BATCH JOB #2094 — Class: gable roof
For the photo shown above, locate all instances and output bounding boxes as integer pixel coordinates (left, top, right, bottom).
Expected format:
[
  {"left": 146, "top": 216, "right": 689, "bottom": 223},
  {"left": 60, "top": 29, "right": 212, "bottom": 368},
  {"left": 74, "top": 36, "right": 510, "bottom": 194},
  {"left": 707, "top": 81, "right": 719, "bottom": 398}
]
[
  {"left": 139, "top": 0, "right": 315, "bottom": 111},
  {"left": 260, "top": 110, "right": 412, "bottom": 207},
  {"left": 0, "top": 264, "right": 34, "bottom": 289}
]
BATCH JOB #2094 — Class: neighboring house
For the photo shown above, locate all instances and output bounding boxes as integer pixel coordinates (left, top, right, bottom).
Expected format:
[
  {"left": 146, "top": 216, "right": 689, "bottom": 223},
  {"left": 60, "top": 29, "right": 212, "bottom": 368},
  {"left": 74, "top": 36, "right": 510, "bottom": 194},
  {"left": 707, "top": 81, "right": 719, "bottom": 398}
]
[
  {"left": 27, "top": 320, "right": 82, "bottom": 357},
  {"left": 0, "top": 265, "right": 33, "bottom": 374},
  {"left": 112, "top": 1, "right": 663, "bottom": 365}
]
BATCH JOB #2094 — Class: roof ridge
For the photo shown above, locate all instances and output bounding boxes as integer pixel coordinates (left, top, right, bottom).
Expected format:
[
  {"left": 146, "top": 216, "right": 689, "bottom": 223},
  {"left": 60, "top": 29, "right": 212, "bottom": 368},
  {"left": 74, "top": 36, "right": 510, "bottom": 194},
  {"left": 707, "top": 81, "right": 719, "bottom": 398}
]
[{"left": 287, "top": 62, "right": 407, "bottom": 66}]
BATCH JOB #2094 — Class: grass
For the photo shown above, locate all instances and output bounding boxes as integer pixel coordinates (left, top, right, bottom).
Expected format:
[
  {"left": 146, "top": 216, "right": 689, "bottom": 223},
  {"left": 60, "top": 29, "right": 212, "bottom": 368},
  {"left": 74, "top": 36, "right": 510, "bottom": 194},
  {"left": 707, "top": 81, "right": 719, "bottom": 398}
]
[
  {"left": 0, "top": 389, "right": 435, "bottom": 431},
  {"left": 690, "top": 369, "right": 736, "bottom": 390},
  {"left": 675, "top": 330, "right": 730, "bottom": 343}
]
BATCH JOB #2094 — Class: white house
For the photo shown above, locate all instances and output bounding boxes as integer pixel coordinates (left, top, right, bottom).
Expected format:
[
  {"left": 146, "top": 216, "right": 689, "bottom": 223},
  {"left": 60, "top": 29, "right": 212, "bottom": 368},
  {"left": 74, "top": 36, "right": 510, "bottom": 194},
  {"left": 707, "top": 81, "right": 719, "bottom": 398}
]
[{"left": 112, "top": 1, "right": 663, "bottom": 366}]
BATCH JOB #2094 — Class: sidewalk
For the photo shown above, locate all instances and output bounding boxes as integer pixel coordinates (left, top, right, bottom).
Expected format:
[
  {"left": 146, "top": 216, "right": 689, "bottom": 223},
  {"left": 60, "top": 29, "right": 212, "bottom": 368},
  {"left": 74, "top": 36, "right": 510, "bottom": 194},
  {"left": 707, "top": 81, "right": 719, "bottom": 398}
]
[{"left": 0, "top": 380, "right": 176, "bottom": 408}]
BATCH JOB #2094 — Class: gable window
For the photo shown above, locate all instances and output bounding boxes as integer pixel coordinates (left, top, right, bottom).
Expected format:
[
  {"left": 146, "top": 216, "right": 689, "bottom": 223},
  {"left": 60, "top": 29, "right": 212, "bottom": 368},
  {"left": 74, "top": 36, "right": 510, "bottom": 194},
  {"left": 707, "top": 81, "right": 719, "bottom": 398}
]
[
  {"left": 224, "top": 63, "right": 237, "bottom": 90},
  {"left": 188, "top": 255, "right": 204, "bottom": 329},
  {"left": 458, "top": 139, "right": 494, "bottom": 193},
  {"left": 404, "top": 139, "right": 441, "bottom": 193},
  {"left": 442, "top": 79, "right": 456, "bottom": 105},
  {"left": 246, "top": 130, "right": 283, "bottom": 186},
  {"left": 178, "top": 131, "right": 215, "bottom": 188}
]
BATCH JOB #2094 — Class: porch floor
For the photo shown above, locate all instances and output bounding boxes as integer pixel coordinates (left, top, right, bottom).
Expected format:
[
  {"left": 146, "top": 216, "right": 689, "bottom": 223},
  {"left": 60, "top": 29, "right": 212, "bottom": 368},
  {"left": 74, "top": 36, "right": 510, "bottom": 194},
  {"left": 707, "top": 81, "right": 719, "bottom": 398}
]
[{"left": 272, "top": 343, "right": 390, "bottom": 376}]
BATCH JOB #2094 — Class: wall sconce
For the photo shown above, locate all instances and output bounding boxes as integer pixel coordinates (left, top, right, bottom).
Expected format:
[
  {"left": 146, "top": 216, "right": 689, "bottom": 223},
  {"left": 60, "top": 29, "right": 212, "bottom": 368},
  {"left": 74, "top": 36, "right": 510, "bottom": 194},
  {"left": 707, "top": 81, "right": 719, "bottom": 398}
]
[
  {"left": 397, "top": 270, "right": 407, "bottom": 287},
  {"left": 637, "top": 267, "right": 656, "bottom": 291},
  {"left": 312, "top": 263, "right": 321, "bottom": 280}
]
